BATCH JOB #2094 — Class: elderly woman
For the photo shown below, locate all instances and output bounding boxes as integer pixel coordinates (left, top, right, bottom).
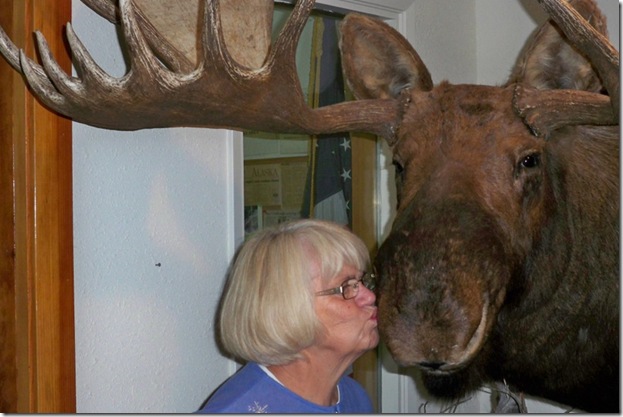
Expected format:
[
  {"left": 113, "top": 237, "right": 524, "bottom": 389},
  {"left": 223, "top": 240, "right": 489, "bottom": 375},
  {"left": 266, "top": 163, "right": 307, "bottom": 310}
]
[{"left": 198, "top": 219, "right": 378, "bottom": 413}]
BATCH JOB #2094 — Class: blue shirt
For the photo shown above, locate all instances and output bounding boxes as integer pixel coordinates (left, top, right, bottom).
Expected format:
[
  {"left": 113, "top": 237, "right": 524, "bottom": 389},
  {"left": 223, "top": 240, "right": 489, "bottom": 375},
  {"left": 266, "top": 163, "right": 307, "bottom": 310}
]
[{"left": 198, "top": 362, "right": 374, "bottom": 413}]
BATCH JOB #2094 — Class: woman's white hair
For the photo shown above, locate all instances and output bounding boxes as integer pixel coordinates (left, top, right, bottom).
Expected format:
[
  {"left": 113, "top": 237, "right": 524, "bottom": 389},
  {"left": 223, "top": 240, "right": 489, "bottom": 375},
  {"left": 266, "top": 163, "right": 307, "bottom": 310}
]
[{"left": 218, "top": 218, "right": 370, "bottom": 365}]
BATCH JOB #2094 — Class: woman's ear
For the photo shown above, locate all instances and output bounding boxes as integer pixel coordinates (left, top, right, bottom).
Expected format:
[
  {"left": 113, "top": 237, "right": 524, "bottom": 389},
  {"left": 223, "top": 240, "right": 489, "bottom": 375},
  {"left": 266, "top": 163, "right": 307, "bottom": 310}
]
[{"left": 339, "top": 13, "right": 433, "bottom": 100}]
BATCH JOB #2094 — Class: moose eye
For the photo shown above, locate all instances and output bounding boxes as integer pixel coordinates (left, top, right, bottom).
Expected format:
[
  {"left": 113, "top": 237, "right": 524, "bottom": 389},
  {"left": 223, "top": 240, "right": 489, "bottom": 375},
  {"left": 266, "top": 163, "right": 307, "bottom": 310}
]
[
  {"left": 392, "top": 159, "right": 405, "bottom": 186},
  {"left": 392, "top": 159, "right": 405, "bottom": 202},
  {"left": 519, "top": 153, "right": 540, "bottom": 169},
  {"left": 392, "top": 159, "right": 405, "bottom": 176}
]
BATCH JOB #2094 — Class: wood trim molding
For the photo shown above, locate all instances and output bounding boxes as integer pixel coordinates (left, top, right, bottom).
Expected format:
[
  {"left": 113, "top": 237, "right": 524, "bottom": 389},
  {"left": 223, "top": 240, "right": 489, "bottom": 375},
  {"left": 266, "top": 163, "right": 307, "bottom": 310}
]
[
  {"left": 0, "top": 0, "right": 75, "bottom": 412},
  {"left": 0, "top": 2, "right": 19, "bottom": 411},
  {"left": 350, "top": 132, "right": 379, "bottom": 411}
]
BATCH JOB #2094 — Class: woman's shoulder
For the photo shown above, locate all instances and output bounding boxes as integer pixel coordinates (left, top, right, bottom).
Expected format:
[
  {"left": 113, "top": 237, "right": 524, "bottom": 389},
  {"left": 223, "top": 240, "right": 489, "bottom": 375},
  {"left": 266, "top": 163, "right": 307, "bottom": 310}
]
[{"left": 197, "top": 363, "right": 271, "bottom": 413}]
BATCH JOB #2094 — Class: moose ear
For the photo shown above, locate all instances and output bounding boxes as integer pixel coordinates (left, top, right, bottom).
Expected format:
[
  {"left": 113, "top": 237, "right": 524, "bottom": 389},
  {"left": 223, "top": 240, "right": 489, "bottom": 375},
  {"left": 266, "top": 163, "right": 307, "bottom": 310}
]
[
  {"left": 339, "top": 14, "right": 433, "bottom": 100},
  {"left": 507, "top": 0, "right": 608, "bottom": 92}
]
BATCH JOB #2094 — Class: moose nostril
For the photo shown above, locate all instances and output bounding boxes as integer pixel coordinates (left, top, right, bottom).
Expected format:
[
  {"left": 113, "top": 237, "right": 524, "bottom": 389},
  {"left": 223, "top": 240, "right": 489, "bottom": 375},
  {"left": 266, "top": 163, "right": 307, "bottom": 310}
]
[{"left": 418, "top": 361, "right": 446, "bottom": 371}]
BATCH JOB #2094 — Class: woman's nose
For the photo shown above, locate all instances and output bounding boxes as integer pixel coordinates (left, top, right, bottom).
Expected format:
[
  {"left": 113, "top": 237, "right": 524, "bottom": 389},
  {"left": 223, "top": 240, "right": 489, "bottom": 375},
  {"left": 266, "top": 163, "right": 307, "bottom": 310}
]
[{"left": 356, "top": 284, "right": 376, "bottom": 305}]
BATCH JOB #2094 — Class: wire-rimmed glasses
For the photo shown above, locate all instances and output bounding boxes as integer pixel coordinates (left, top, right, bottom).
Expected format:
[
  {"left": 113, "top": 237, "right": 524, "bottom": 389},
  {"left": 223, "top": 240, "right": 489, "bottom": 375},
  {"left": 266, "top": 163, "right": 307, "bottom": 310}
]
[{"left": 315, "top": 271, "right": 376, "bottom": 300}]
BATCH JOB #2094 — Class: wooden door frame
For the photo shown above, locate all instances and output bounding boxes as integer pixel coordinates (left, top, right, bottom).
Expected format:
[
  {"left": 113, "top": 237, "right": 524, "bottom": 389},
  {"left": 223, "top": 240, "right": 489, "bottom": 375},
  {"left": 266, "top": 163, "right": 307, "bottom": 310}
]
[
  {"left": 351, "top": 133, "right": 379, "bottom": 410},
  {"left": 0, "top": 0, "right": 75, "bottom": 412}
]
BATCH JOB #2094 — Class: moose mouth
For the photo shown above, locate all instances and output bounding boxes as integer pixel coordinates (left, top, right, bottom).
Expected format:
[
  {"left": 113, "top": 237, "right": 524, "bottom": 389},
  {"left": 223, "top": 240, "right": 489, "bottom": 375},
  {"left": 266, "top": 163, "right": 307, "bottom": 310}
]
[
  {"left": 420, "top": 296, "right": 491, "bottom": 375},
  {"left": 386, "top": 294, "right": 492, "bottom": 375}
]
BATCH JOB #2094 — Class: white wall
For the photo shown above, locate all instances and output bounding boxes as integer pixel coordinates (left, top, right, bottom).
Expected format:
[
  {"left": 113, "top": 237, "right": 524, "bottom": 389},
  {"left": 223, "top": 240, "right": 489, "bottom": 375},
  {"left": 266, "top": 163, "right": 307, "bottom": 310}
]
[
  {"left": 71, "top": 4, "right": 243, "bottom": 412},
  {"left": 403, "top": 0, "right": 478, "bottom": 85}
]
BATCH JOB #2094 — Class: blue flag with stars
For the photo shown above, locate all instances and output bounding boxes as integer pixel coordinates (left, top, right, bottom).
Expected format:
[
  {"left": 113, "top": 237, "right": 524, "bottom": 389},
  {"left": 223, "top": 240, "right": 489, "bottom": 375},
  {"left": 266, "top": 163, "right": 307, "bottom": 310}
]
[{"left": 301, "top": 14, "right": 352, "bottom": 227}]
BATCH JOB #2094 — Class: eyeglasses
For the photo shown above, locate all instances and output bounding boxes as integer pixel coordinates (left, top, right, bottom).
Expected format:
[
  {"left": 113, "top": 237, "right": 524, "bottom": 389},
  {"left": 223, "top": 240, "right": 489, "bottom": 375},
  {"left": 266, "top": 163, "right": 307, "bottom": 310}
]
[{"left": 315, "top": 271, "right": 376, "bottom": 300}]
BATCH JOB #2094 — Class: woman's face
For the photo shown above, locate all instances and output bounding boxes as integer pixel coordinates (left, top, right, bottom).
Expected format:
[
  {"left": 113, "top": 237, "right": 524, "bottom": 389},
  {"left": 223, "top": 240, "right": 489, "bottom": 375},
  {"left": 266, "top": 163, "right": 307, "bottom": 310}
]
[{"left": 312, "top": 263, "right": 379, "bottom": 361}]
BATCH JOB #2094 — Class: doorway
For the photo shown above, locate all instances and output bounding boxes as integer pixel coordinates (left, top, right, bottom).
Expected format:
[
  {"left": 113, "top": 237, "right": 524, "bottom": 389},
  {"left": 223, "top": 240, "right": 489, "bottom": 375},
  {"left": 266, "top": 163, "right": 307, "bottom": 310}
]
[{"left": 242, "top": 4, "right": 380, "bottom": 408}]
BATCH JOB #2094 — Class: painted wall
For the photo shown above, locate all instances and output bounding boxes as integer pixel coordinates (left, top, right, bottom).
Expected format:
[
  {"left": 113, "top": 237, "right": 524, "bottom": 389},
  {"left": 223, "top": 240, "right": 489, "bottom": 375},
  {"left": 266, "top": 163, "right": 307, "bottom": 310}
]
[{"left": 71, "top": 4, "right": 243, "bottom": 412}]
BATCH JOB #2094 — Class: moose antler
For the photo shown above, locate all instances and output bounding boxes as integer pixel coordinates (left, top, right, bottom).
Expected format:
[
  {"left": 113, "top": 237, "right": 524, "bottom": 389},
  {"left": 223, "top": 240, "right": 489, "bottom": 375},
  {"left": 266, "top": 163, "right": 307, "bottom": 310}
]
[
  {"left": 79, "top": 0, "right": 274, "bottom": 72},
  {"left": 0, "top": 0, "right": 400, "bottom": 137},
  {"left": 0, "top": 0, "right": 617, "bottom": 138}
]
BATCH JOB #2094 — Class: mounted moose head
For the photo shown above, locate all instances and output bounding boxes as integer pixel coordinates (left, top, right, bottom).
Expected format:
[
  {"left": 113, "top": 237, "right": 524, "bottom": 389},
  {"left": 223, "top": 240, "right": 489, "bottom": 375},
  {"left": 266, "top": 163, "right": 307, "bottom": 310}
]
[
  {"left": 0, "top": 0, "right": 619, "bottom": 412},
  {"left": 344, "top": 0, "right": 618, "bottom": 412}
]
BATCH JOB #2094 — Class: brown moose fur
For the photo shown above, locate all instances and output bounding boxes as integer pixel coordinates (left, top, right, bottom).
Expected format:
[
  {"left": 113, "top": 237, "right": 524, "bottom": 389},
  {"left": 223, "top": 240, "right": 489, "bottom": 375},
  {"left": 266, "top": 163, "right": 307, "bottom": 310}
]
[{"left": 340, "top": 0, "right": 619, "bottom": 412}]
